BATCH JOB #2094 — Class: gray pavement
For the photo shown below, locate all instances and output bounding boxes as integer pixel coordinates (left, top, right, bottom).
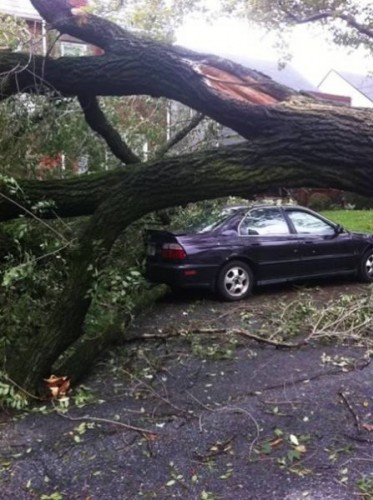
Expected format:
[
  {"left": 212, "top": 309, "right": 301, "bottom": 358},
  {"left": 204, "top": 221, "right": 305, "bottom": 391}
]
[{"left": 1, "top": 284, "right": 372, "bottom": 499}]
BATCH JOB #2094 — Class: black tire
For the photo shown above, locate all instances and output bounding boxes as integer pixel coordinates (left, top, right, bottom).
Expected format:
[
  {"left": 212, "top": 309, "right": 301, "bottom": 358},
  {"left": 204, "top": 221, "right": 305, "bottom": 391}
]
[
  {"left": 216, "top": 260, "right": 254, "bottom": 301},
  {"left": 358, "top": 249, "right": 373, "bottom": 282}
]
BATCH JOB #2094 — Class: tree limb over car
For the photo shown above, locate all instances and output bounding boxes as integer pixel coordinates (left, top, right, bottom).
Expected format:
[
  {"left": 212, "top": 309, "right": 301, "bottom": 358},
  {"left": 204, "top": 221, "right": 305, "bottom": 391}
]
[{"left": 1, "top": 0, "right": 373, "bottom": 394}]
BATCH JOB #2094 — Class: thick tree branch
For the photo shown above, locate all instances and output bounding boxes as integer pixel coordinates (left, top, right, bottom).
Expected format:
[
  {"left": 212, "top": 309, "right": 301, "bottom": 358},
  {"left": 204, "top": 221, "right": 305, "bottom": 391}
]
[
  {"left": 283, "top": 8, "right": 373, "bottom": 39},
  {"left": 78, "top": 95, "right": 140, "bottom": 164},
  {"left": 1, "top": 97, "right": 373, "bottom": 223},
  {"left": 30, "top": 0, "right": 130, "bottom": 53},
  {"left": 28, "top": 0, "right": 292, "bottom": 103},
  {"left": 2, "top": 0, "right": 372, "bottom": 394},
  {"left": 155, "top": 112, "right": 205, "bottom": 158},
  {"left": 10, "top": 108, "right": 373, "bottom": 388},
  {"left": 0, "top": 51, "right": 321, "bottom": 146}
]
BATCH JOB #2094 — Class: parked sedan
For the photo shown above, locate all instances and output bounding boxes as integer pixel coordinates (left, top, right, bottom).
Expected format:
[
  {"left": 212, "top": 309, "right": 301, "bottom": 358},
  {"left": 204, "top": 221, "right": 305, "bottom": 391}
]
[{"left": 145, "top": 205, "right": 373, "bottom": 300}]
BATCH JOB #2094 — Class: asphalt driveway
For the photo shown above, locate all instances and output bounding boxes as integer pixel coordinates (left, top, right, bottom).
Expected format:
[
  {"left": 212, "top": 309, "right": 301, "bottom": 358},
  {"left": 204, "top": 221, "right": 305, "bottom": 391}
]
[{"left": 0, "top": 280, "right": 372, "bottom": 500}]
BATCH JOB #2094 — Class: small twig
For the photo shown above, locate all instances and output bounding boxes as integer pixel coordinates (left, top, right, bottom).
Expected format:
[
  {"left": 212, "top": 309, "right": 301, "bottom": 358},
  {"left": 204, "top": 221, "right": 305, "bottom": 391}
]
[
  {"left": 198, "top": 414, "right": 203, "bottom": 433},
  {"left": 55, "top": 409, "right": 156, "bottom": 435},
  {"left": 120, "top": 368, "right": 185, "bottom": 414},
  {"left": 3, "top": 375, "right": 43, "bottom": 401},
  {"left": 262, "top": 399, "right": 301, "bottom": 406},
  {"left": 216, "top": 303, "right": 253, "bottom": 321},
  {"left": 339, "top": 391, "right": 361, "bottom": 432},
  {"left": 193, "top": 436, "right": 236, "bottom": 463},
  {"left": 187, "top": 326, "right": 303, "bottom": 348},
  {"left": 186, "top": 390, "right": 214, "bottom": 412},
  {"left": 186, "top": 391, "right": 260, "bottom": 460},
  {"left": 217, "top": 406, "right": 260, "bottom": 460},
  {"left": 230, "top": 328, "right": 308, "bottom": 349},
  {"left": 155, "top": 112, "right": 205, "bottom": 158},
  {"left": 313, "top": 305, "right": 363, "bottom": 335},
  {"left": 6, "top": 242, "right": 71, "bottom": 276},
  {"left": 0, "top": 191, "right": 70, "bottom": 243},
  {"left": 129, "top": 326, "right": 308, "bottom": 348}
]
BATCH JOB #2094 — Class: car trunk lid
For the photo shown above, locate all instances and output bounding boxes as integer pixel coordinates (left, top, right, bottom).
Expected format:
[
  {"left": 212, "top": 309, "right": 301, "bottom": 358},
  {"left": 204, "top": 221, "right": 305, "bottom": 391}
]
[{"left": 146, "top": 230, "right": 187, "bottom": 262}]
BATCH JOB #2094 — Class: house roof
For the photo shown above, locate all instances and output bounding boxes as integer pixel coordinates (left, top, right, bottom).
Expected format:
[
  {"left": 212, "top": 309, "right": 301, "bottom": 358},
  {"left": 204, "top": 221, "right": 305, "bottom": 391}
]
[
  {"left": 307, "top": 90, "right": 351, "bottom": 106},
  {"left": 0, "top": 0, "right": 42, "bottom": 21},
  {"left": 218, "top": 55, "right": 318, "bottom": 92},
  {"left": 319, "top": 69, "right": 373, "bottom": 102}
]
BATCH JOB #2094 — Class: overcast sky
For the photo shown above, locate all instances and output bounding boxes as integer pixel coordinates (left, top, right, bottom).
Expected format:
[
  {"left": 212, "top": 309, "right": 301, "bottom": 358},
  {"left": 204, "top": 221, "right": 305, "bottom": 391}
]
[{"left": 177, "top": 18, "right": 371, "bottom": 86}]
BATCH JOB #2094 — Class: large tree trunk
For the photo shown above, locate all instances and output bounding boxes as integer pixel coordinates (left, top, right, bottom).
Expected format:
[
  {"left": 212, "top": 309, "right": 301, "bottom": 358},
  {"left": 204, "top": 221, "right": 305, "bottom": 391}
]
[
  {"left": 55, "top": 285, "right": 167, "bottom": 386},
  {"left": 5, "top": 136, "right": 373, "bottom": 391},
  {"left": 2, "top": 0, "right": 373, "bottom": 395}
]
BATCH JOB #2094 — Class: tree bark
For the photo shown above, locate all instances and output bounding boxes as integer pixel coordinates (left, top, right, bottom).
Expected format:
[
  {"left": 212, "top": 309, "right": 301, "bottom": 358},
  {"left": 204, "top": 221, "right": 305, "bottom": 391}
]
[
  {"left": 1, "top": 103, "right": 373, "bottom": 223},
  {"left": 55, "top": 285, "right": 167, "bottom": 386},
  {"left": 5, "top": 130, "right": 373, "bottom": 390},
  {"left": 2, "top": 0, "right": 373, "bottom": 394}
]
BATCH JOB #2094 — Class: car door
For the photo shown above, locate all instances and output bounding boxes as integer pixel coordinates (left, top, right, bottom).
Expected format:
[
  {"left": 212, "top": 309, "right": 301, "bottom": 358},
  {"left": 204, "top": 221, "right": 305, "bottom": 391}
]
[
  {"left": 238, "top": 207, "right": 302, "bottom": 282},
  {"left": 284, "top": 208, "right": 357, "bottom": 276}
]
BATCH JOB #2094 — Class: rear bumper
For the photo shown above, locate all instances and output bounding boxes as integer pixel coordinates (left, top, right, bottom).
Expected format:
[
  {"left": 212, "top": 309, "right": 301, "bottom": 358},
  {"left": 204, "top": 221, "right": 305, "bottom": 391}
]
[{"left": 145, "top": 262, "right": 216, "bottom": 289}]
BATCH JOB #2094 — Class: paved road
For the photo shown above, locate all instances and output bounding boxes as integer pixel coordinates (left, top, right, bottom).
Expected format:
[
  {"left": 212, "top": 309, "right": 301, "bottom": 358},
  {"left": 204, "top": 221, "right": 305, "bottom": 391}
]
[{"left": 1, "top": 284, "right": 372, "bottom": 499}]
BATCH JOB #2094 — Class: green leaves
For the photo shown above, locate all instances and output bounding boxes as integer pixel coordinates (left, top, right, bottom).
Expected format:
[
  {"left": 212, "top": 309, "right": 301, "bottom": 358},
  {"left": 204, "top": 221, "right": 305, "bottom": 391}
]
[
  {"left": 0, "top": 15, "right": 30, "bottom": 51},
  {"left": 0, "top": 373, "right": 28, "bottom": 409},
  {"left": 226, "top": 1, "right": 373, "bottom": 55},
  {"left": 94, "top": 0, "right": 207, "bottom": 41}
]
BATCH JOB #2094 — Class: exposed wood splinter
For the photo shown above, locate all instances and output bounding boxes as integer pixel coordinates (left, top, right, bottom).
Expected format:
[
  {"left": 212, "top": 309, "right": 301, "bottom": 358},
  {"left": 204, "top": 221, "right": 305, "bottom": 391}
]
[{"left": 192, "top": 62, "right": 279, "bottom": 105}]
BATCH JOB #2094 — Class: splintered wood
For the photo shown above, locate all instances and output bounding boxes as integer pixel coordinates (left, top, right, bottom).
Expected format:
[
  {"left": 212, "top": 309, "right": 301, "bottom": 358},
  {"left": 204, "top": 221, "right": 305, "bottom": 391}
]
[{"left": 193, "top": 63, "right": 279, "bottom": 105}]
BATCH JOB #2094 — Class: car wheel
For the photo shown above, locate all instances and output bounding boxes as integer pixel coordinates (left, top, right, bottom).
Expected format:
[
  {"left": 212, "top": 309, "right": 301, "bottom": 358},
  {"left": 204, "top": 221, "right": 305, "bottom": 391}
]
[
  {"left": 217, "top": 260, "right": 253, "bottom": 301},
  {"left": 358, "top": 249, "right": 373, "bottom": 282}
]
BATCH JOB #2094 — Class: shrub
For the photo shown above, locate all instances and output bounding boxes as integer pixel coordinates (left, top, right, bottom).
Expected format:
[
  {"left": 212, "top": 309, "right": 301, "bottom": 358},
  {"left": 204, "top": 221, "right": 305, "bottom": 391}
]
[
  {"left": 343, "top": 192, "right": 373, "bottom": 210},
  {"left": 307, "top": 192, "right": 334, "bottom": 211}
]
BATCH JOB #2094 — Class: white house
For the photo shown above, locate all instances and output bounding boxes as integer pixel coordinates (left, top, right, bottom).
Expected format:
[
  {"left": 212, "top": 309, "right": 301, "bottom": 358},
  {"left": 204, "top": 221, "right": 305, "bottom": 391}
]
[
  {"left": 318, "top": 69, "right": 373, "bottom": 108},
  {"left": 0, "top": 0, "right": 41, "bottom": 21},
  {"left": 0, "top": 0, "right": 90, "bottom": 56}
]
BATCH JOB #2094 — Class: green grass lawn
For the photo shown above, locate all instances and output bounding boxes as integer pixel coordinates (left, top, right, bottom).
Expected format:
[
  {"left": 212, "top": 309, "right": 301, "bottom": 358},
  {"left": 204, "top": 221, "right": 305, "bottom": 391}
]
[{"left": 321, "top": 210, "right": 373, "bottom": 233}]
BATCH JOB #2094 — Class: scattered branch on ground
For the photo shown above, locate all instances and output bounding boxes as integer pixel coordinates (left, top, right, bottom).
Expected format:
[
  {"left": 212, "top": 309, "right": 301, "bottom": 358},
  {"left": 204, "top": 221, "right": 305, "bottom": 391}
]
[
  {"left": 126, "top": 288, "right": 373, "bottom": 354},
  {"left": 54, "top": 408, "right": 157, "bottom": 435},
  {"left": 120, "top": 368, "right": 186, "bottom": 415},
  {"left": 186, "top": 388, "right": 260, "bottom": 460},
  {"left": 339, "top": 391, "right": 362, "bottom": 432},
  {"left": 242, "top": 287, "right": 373, "bottom": 348}
]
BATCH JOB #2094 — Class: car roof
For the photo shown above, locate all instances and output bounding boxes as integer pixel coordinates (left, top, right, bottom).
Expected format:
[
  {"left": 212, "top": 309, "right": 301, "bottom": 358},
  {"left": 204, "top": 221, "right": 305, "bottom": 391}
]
[{"left": 224, "top": 203, "right": 302, "bottom": 212}]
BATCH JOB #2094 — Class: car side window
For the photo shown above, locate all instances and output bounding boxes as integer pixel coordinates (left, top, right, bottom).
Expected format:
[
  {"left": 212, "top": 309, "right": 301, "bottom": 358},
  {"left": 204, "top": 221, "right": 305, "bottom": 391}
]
[
  {"left": 287, "top": 210, "right": 336, "bottom": 235},
  {"left": 239, "top": 208, "right": 290, "bottom": 236}
]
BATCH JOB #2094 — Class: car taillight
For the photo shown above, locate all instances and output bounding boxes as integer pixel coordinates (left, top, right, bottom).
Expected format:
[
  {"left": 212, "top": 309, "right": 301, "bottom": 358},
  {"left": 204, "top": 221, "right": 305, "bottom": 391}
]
[{"left": 160, "top": 243, "right": 187, "bottom": 260}]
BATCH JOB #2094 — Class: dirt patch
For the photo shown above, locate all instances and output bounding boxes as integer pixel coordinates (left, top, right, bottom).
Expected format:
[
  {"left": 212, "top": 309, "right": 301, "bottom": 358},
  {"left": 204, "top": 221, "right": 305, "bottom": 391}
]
[{"left": 0, "top": 279, "right": 372, "bottom": 499}]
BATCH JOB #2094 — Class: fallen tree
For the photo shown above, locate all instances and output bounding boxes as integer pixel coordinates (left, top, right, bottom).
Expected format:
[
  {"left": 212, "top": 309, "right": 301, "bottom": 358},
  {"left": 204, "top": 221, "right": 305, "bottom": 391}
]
[{"left": 1, "top": 0, "right": 373, "bottom": 395}]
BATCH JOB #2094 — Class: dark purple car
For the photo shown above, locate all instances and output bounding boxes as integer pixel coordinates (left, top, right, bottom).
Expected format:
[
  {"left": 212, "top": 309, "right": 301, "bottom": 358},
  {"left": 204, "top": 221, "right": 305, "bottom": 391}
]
[{"left": 145, "top": 205, "right": 373, "bottom": 301}]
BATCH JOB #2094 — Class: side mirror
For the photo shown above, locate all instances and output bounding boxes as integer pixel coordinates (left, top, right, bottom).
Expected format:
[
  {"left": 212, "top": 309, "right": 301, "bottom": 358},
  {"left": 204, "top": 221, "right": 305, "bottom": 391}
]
[{"left": 335, "top": 224, "right": 344, "bottom": 234}]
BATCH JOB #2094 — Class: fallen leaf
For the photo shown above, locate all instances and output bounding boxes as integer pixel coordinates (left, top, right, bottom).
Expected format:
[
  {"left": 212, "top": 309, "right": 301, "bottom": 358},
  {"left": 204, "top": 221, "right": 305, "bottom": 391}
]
[
  {"left": 295, "top": 445, "right": 307, "bottom": 454},
  {"left": 289, "top": 434, "right": 299, "bottom": 446},
  {"left": 362, "top": 423, "right": 373, "bottom": 432},
  {"left": 44, "top": 374, "right": 71, "bottom": 399},
  {"left": 49, "top": 386, "right": 60, "bottom": 398},
  {"left": 269, "top": 437, "right": 284, "bottom": 448},
  {"left": 146, "top": 433, "right": 158, "bottom": 442}
]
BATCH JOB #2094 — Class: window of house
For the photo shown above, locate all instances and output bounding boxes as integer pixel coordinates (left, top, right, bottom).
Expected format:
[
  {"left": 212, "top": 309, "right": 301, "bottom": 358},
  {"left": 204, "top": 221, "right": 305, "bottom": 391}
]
[{"left": 60, "top": 42, "right": 87, "bottom": 57}]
